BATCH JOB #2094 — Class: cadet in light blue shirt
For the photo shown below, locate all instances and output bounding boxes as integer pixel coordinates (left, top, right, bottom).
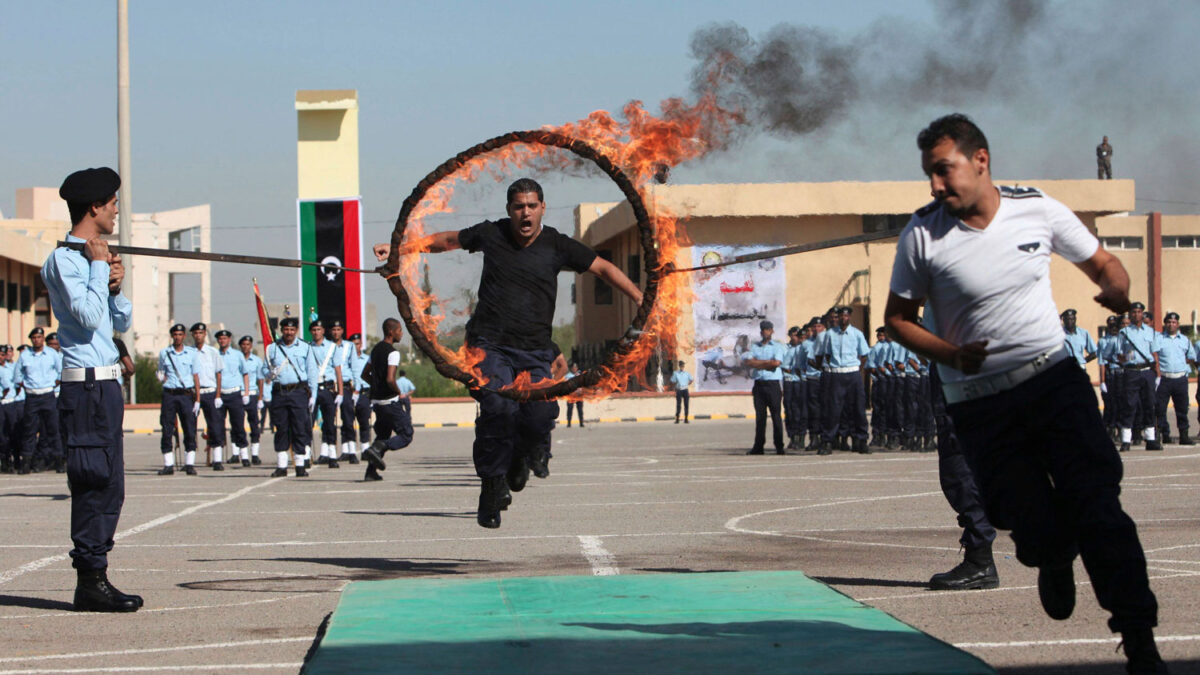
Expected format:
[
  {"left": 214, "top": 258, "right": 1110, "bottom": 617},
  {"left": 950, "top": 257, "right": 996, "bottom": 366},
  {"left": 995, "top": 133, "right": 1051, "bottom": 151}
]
[
  {"left": 14, "top": 327, "right": 64, "bottom": 472},
  {"left": 1117, "top": 302, "right": 1162, "bottom": 449},
  {"left": 670, "top": 360, "right": 693, "bottom": 424},
  {"left": 156, "top": 323, "right": 200, "bottom": 471},
  {"left": 0, "top": 345, "right": 20, "bottom": 473},
  {"left": 741, "top": 320, "right": 787, "bottom": 454},
  {"left": 1097, "top": 316, "right": 1122, "bottom": 435},
  {"left": 780, "top": 326, "right": 807, "bottom": 448},
  {"left": 345, "top": 333, "right": 373, "bottom": 457},
  {"left": 1155, "top": 311, "right": 1197, "bottom": 445},
  {"left": 14, "top": 331, "right": 63, "bottom": 392},
  {"left": 309, "top": 320, "right": 345, "bottom": 464},
  {"left": 814, "top": 307, "right": 871, "bottom": 453},
  {"left": 213, "top": 330, "right": 250, "bottom": 468},
  {"left": 266, "top": 317, "right": 318, "bottom": 475},
  {"left": 238, "top": 336, "right": 267, "bottom": 462},
  {"left": 1060, "top": 309, "right": 1097, "bottom": 368},
  {"left": 189, "top": 323, "right": 227, "bottom": 459}
]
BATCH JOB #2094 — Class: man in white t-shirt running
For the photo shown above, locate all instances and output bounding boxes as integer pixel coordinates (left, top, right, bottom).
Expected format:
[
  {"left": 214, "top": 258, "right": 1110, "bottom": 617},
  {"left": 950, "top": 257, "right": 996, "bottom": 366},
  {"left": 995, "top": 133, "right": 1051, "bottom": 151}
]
[{"left": 884, "top": 114, "right": 1164, "bottom": 673}]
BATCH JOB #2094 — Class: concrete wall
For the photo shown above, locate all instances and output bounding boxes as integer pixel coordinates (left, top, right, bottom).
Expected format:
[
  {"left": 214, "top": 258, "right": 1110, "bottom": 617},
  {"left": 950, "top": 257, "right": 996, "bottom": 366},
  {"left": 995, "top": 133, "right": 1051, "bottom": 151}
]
[{"left": 296, "top": 90, "right": 359, "bottom": 200}]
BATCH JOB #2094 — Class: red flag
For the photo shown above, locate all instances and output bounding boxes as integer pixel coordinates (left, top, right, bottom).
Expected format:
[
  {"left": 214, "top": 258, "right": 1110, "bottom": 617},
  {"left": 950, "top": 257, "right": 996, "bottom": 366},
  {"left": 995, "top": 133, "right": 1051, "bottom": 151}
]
[{"left": 253, "top": 279, "right": 275, "bottom": 347}]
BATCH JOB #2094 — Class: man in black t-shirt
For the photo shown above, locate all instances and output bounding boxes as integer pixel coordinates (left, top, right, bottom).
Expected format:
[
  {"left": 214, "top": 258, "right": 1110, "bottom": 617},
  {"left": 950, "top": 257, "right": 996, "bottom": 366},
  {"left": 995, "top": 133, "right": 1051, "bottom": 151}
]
[
  {"left": 375, "top": 178, "right": 643, "bottom": 528},
  {"left": 361, "top": 318, "right": 414, "bottom": 482}
]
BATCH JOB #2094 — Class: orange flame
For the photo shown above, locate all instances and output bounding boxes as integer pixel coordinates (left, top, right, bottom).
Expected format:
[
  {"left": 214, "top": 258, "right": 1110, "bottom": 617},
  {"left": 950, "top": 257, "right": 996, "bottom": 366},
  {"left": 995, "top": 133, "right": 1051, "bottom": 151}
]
[{"left": 394, "top": 74, "right": 743, "bottom": 399}]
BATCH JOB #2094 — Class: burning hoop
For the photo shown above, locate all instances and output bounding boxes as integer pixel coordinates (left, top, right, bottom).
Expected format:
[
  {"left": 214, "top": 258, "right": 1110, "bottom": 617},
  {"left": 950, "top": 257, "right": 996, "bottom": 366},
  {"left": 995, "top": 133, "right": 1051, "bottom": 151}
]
[{"left": 380, "top": 129, "right": 661, "bottom": 401}]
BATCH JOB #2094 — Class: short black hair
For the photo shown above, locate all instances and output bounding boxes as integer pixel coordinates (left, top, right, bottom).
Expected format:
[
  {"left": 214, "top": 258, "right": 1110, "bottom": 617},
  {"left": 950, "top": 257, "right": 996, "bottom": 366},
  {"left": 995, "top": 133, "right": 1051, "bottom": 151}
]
[
  {"left": 397, "top": 369, "right": 406, "bottom": 377},
  {"left": 506, "top": 178, "right": 544, "bottom": 204},
  {"left": 917, "top": 113, "right": 989, "bottom": 165},
  {"left": 67, "top": 198, "right": 111, "bottom": 226},
  {"left": 382, "top": 318, "right": 401, "bottom": 335}
]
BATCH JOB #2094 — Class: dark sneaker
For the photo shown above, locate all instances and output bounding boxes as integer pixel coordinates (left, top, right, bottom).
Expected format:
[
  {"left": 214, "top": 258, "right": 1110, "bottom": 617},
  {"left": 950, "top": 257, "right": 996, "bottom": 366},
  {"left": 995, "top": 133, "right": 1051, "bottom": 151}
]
[
  {"left": 1120, "top": 627, "right": 1169, "bottom": 674},
  {"left": 363, "top": 441, "right": 387, "bottom": 471},
  {"left": 929, "top": 560, "right": 999, "bottom": 590},
  {"left": 1037, "top": 564, "right": 1075, "bottom": 620}
]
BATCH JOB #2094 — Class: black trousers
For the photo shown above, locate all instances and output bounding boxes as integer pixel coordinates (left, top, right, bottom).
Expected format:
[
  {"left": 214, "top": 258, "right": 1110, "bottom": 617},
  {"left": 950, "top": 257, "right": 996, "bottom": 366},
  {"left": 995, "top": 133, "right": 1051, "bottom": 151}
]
[
  {"left": 930, "top": 367, "right": 995, "bottom": 551},
  {"left": 468, "top": 338, "right": 559, "bottom": 479},
  {"left": 916, "top": 374, "right": 935, "bottom": 437},
  {"left": 160, "top": 391, "right": 198, "bottom": 452},
  {"left": 783, "top": 380, "right": 805, "bottom": 437},
  {"left": 339, "top": 382, "right": 357, "bottom": 444},
  {"left": 219, "top": 392, "right": 248, "bottom": 447},
  {"left": 805, "top": 377, "right": 822, "bottom": 434},
  {"left": 1119, "top": 369, "right": 1155, "bottom": 430},
  {"left": 1156, "top": 375, "right": 1189, "bottom": 435},
  {"left": 373, "top": 399, "right": 414, "bottom": 451},
  {"left": 354, "top": 394, "right": 372, "bottom": 443},
  {"left": 675, "top": 389, "right": 690, "bottom": 420},
  {"left": 822, "top": 371, "right": 868, "bottom": 442},
  {"left": 270, "top": 386, "right": 311, "bottom": 455},
  {"left": 60, "top": 378, "right": 125, "bottom": 571},
  {"left": 566, "top": 400, "right": 583, "bottom": 425},
  {"left": 948, "top": 359, "right": 1157, "bottom": 633},
  {"left": 0, "top": 401, "right": 23, "bottom": 465},
  {"left": 751, "top": 380, "right": 784, "bottom": 451},
  {"left": 316, "top": 386, "right": 338, "bottom": 444},
  {"left": 870, "top": 376, "right": 888, "bottom": 438},
  {"left": 245, "top": 394, "right": 262, "bottom": 443},
  {"left": 198, "top": 391, "right": 223, "bottom": 447},
  {"left": 21, "top": 392, "right": 62, "bottom": 462}
]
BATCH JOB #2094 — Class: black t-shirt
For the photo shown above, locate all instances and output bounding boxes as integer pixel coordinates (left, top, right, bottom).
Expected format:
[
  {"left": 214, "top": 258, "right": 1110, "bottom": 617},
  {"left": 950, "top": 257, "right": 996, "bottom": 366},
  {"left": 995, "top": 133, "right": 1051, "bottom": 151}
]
[
  {"left": 458, "top": 219, "right": 596, "bottom": 350},
  {"left": 366, "top": 340, "right": 397, "bottom": 394}
]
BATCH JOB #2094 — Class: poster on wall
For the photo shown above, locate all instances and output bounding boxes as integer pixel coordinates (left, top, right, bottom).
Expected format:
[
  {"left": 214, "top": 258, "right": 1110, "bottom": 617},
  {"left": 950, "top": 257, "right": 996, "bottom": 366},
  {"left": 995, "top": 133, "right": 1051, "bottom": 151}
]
[{"left": 691, "top": 245, "right": 787, "bottom": 392}]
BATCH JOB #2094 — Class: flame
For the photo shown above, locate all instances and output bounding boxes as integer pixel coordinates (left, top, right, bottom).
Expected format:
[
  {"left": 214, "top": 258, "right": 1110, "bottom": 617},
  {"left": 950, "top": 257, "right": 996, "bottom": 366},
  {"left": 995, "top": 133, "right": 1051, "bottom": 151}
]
[{"left": 393, "top": 70, "right": 744, "bottom": 399}]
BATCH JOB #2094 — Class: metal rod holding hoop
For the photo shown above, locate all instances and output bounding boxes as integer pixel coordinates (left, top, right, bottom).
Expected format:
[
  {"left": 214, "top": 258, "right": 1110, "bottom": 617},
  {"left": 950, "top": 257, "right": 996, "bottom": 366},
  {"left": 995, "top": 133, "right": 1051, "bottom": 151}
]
[
  {"left": 670, "top": 229, "right": 900, "bottom": 274},
  {"left": 55, "top": 240, "right": 380, "bottom": 274}
]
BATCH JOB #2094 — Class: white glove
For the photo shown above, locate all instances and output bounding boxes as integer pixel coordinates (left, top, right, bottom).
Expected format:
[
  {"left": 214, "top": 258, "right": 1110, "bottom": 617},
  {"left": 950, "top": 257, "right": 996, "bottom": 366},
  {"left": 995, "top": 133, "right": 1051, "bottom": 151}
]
[
  {"left": 192, "top": 401, "right": 200, "bottom": 416},
  {"left": 308, "top": 397, "right": 316, "bottom": 413},
  {"left": 214, "top": 396, "right": 224, "bottom": 410},
  {"left": 242, "top": 395, "right": 250, "bottom": 406},
  {"left": 156, "top": 370, "right": 167, "bottom": 383},
  {"left": 352, "top": 393, "right": 359, "bottom": 405},
  {"left": 1156, "top": 377, "right": 1162, "bottom": 387},
  {"left": 257, "top": 399, "right": 265, "bottom": 410},
  {"left": 1100, "top": 382, "right": 1108, "bottom": 393},
  {"left": 334, "top": 394, "right": 343, "bottom": 406}
]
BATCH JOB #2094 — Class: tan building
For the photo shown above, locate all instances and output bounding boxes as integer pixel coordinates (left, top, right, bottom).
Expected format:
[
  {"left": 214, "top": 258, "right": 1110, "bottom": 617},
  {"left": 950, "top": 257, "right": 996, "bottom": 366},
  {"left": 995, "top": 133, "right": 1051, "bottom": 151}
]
[
  {"left": 0, "top": 187, "right": 212, "bottom": 354},
  {"left": 574, "top": 179, "right": 1192, "bottom": 388}
]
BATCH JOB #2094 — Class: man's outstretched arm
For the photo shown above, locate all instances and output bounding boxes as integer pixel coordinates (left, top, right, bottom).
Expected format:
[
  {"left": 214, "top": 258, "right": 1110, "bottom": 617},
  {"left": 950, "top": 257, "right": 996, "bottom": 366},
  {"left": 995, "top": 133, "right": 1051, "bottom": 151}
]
[
  {"left": 588, "top": 256, "right": 643, "bottom": 305},
  {"left": 1074, "top": 247, "right": 1131, "bottom": 314},
  {"left": 884, "top": 292, "right": 989, "bottom": 375},
  {"left": 373, "top": 231, "right": 462, "bottom": 261}
]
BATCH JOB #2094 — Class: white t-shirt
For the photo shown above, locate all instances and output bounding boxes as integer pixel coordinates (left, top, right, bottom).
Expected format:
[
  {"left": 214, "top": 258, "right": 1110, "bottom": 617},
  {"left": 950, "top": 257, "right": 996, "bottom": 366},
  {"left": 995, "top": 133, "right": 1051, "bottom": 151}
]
[{"left": 889, "top": 185, "right": 1099, "bottom": 383}]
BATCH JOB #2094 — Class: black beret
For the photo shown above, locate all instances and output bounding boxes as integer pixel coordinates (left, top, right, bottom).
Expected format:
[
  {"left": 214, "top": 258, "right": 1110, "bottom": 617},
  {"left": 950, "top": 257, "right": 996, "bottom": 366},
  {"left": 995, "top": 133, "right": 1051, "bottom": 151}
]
[
  {"left": 46, "top": 332, "right": 58, "bottom": 340},
  {"left": 190, "top": 322, "right": 207, "bottom": 332},
  {"left": 238, "top": 335, "right": 253, "bottom": 344},
  {"left": 348, "top": 333, "right": 362, "bottom": 340},
  {"left": 787, "top": 326, "right": 801, "bottom": 336},
  {"left": 1106, "top": 315, "right": 1119, "bottom": 324},
  {"left": 1130, "top": 301, "right": 1146, "bottom": 310},
  {"left": 809, "top": 316, "right": 823, "bottom": 325},
  {"left": 214, "top": 330, "right": 232, "bottom": 338},
  {"left": 1061, "top": 309, "right": 1077, "bottom": 317},
  {"left": 280, "top": 317, "right": 300, "bottom": 328},
  {"left": 759, "top": 320, "right": 773, "bottom": 331},
  {"left": 170, "top": 323, "right": 186, "bottom": 333},
  {"left": 59, "top": 167, "right": 120, "bottom": 204},
  {"left": 876, "top": 327, "right": 887, "bottom": 334},
  {"left": 1165, "top": 312, "right": 1180, "bottom": 321},
  {"left": 310, "top": 319, "right": 325, "bottom": 329},
  {"left": 328, "top": 319, "right": 344, "bottom": 328},
  {"left": 28, "top": 327, "right": 44, "bottom": 338},
  {"left": 837, "top": 306, "right": 853, "bottom": 315},
  {"left": 0, "top": 345, "right": 8, "bottom": 353}
]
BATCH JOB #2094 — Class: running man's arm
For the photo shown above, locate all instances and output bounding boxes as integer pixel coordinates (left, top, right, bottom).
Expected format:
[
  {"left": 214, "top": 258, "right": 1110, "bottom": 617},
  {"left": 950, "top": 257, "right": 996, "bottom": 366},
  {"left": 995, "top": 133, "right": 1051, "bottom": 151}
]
[
  {"left": 884, "top": 292, "right": 989, "bottom": 375},
  {"left": 587, "top": 256, "right": 644, "bottom": 305},
  {"left": 373, "top": 231, "right": 462, "bottom": 261},
  {"left": 1074, "top": 248, "right": 1131, "bottom": 314}
]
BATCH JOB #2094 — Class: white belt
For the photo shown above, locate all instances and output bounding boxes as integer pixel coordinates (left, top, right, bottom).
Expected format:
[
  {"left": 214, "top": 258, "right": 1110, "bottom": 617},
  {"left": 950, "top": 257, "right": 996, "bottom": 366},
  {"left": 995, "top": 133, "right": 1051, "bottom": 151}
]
[
  {"left": 372, "top": 395, "right": 399, "bottom": 405},
  {"left": 1162, "top": 371, "right": 1188, "bottom": 379},
  {"left": 199, "top": 387, "right": 216, "bottom": 395},
  {"left": 943, "top": 347, "right": 1068, "bottom": 405},
  {"left": 905, "top": 372, "right": 922, "bottom": 378},
  {"left": 26, "top": 387, "right": 55, "bottom": 395},
  {"left": 62, "top": 364, "right": 122, "bottom": 382},
  {"left": 1, "top": 399, "right": 17, "bottom": 405},
  {"left": 220, "top": 387, "right": 242, "bottom": 395},
  {"left": 826, "top": 366, "right": 860, "bottom": 374}
]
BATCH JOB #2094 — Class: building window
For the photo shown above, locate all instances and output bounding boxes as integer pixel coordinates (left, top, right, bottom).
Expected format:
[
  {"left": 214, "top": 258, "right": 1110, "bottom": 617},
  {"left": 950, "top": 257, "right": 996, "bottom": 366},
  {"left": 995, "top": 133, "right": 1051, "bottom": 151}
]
[
  {"left": 0, "top": 280, "right": 5, "bottom": 309},
  {"left": 19, "top": 285, "right": 31, "bottom": 313},
  {"left": 594, "top": 250, "right": 613, "bottom": 305},
  {"left": 169, "top": 226, "right": 202, "bottom": 252},
  {"left": 1100, "top": 236, "right": 1143, "bottom": 250},
  {"left": 863, "top": 214, "right": 910, "bottom": 233},
  {"left": 627, "top": 254, "right": 641, "bottom": 285},
  {"left": 1162, "top": 235, "right": 1198, "bottom": 249},
  {"left": 5, "top": 282, "right": 15, "bottom": 310},
  {"left": 570, "top": 281, "right": 576, "bottom": 305}
]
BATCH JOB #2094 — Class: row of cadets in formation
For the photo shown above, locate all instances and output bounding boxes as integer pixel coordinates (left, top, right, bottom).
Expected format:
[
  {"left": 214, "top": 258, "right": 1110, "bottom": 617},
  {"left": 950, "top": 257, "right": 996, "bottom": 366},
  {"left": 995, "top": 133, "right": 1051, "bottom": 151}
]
[{"left": 0, "top": 329, "right": 65, "bottom": 474}]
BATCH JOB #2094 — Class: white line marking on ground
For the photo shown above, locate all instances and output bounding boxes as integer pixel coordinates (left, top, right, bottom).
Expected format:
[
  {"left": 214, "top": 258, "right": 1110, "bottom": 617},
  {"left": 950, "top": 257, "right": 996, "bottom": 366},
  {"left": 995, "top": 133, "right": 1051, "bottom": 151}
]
[
  {"left": 0, "top": 664, "right": 303, "bottom": 673},
  {"left": 0, "top": 478, "right": 283, "bottom": 586},
  {"left": 0, "top": 637, "right": 310, "bottom": 663},
  {"left": 577, "top": 535, "right": 619, "bottom": 576},
  {"left": 955, "top": 633, "right": 1200, "bottom": 649}
]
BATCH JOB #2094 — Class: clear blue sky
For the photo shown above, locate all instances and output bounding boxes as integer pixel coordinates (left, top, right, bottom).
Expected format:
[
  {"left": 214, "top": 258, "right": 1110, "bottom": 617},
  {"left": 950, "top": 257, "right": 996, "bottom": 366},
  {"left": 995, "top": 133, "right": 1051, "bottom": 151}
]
[{"left": 2, "top": 1, "right": 1197, "bottom": 344}]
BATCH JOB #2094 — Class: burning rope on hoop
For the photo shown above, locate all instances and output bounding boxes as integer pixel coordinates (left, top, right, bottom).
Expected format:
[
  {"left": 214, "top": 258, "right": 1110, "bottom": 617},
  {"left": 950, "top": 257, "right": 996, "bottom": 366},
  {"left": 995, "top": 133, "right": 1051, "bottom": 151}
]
[{"left": 380, "top": 129, "right": 659, "bottom": 402}]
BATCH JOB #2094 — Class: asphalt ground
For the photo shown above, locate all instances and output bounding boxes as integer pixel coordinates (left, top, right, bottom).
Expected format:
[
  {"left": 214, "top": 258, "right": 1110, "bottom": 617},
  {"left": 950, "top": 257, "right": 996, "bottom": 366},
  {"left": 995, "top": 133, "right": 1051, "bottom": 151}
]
[{"left": 0, "top": 419, "right": 1197, "bottom": 674}]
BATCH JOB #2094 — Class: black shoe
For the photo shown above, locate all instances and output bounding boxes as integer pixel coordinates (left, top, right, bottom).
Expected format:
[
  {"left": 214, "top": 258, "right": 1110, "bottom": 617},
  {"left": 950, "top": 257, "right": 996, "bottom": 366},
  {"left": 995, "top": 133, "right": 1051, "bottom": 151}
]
[
  {"left": 682, "top": 419, "right": 687, "bottom": 424},
  {"left": 477, "top": 476, "right": 507, "bottom": 529},
  {"left": 73, "top": 570, "right": 138, "bottom": 613},
  {"left": 817, "top": 442, "right": 832, "bottom": 456},
  {"left": 746, "top": 448, "right": 765, "bottom": 455},
  {"left": 1120, "top": 442, "right": 1131, "bottom": 452},
  {"left": 674, "top": 418, "right": 680, "bottom": 424},
  {"left": 364, "top": 466, "right": 383, "bottom": 481},
  {"left": 305, "top": 459, "right": 312, "bottom": 469},
  {"left": 506, "top": 455, "right": 530, "bottom": 492},
  {"left": 854, "top": 438, "right": 871, "bottom": 454},
  {"left": 184, "top": 465, "right": 197, "bottom": 476},
  {"left": 104, "top": 575, "right": 144, "bottom": 608},
  {"left": 884, "top": 435, "right": 897, "bottom": 450},
  {"left": 363, "top": 441, "right": 387, "bottom": 471},
  {"left": 1160, "top": 434, "right": 1173, "bottom": 445},
  {"left": 270, "top": 468, "right": 288, "bottom": 478},
  {"left": 295, "top": 466, "right": 309, "bottom": 478},
  {"left": 838, "top": 436, "right": 851, "bottom": 451},
  {"left": 251, "top": 456, "right": 262, "bottom": 465},
  {"left": 348, "top": 454, "right": 360, "bottom": 464},
  {"left": 1037, "top": 564, "right": 1075, "bottom": 620},
  {"left": 242, "top": 459, "right": 251, "bottom": 468},
  {"left": 1145, "top": 439, "right": 1163, "bottom": 451},
  {"left": 786, "top": 436, "right": 799, "bottom": 450},
  {"left": 56, "top": 458, "right": 67, "bottom": 473},
  {"left": 327, "top": 459, "right": 340, "bottom": 469},
  {"left": 1120, "top": 627, "right": 1169, "bottom": 674},
  {"left": 775, "top": 447, "right": 787, "bottom": 455},
  {"left": 157, "top": 466, "right": 175, "bottom": 476},
  {"left": 528, "top": 448, "right": 550, "bottom": 478},
  {"left": 929, "top": 560, "right": 999, "bottom": 591},
  {"left": 212, "top": 462, "right": 224, "bottom": 471},
  {"left": 1181, "top": 433, "right": 1196, "bottom": 446}
]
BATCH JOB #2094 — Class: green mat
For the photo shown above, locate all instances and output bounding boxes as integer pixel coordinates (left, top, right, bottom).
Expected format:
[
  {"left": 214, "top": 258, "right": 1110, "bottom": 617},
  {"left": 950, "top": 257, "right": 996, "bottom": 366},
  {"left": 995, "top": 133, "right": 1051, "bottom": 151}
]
[{"left": 303, "top": 571, "right": 994, "bottom": 674}]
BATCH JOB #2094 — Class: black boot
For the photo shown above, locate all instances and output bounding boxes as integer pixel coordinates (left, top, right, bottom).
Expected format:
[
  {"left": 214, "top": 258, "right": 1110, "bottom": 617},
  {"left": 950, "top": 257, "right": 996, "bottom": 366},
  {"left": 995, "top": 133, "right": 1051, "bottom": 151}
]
[
  {"left": 1120, "top": 442, "right": 1131, "bottom": 452},
  {"left": 212, "top": 461, "right": 224, "bottom": 471},
  {"left": 786, "top": 435, "right": 799, "bottom": 450},
  {"left": 528, "top": 444, "right": 551, "bottom": 478},
  {"left": 930, "top": 546, "right": 999, "bottom": 590},
  {"left": 1146, "top": 437, "right": 1163, "bottom": 451},
  {"left": 817, "top": 441, "right": 832, "bottom": 456},
  {"left": 104, "top": 575, "right": 144, "bottom": 608},
  {"left": 477, "top": 476, "right": 508, "bottom": 529},
  {"left": 1120, "top": 627, "right": 1169, "bottom": 674},
  {"left": 363, "top": 440, "right": 387, "bottom": 471},
  {"left": 1037, "top": 563, "right": 1075, "bottom": 620},
  {"left": 506, "top": 452, "right": 530, "bottom": 492},
  {"left": 1180, "top": 432, "right": 1195, "bottom": 446},
  {"left": 73, "top": 569, "right": 139, "bottom": 613},
  {"left": 157, "top": 465, "right": 175, "bottom": 476},
  {"left": 270, "top": 467, "right": 287, "bottom": 478}
]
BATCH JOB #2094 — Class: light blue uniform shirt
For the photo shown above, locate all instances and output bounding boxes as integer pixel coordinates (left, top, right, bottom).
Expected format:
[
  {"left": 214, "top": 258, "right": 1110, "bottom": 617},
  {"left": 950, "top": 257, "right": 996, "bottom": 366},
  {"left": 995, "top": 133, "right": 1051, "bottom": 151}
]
[
  {"left": 781, "top": 343, "right": 802, "bottom": 382},
  {"left": 14, "top": 347, "right": 62, "bottom": 390},
  {"left": 799, "top": 340, "right": 820, "bottom": 378},
  {"left": 309, "top": 338, "right": 344, "bottom": 384},
  {"left": 820, "top": 325, "right": 870, "bottom": 369},
  {"left": 266, "top": 339, "right": 317, "bottom": 390},
  {"left": 0, "top": 362, "right": 17, "bottom": 402},
  {"left": 348, "top": 347, "right": 370, "bottom": 393},
  {"left": 1063, "top": 328, "right": 1097, "bottom": 367},
  {"left": 867, "top": 342, "right": 889, "bottom": 373},
  {"left": 259, "top": 359, "right": 273, "bottom": 400},
  {"left": 192, "top": 344, "right": 223, "bottom": 389},
  {"left": 219, "top": 348, "right": 248, "bottom": 392},
  {"left": 742, "top": 339, "right": 786, "bottom": 381},
  {"left": 334, "top": 341, "right": 356, "bottom": 382},
  {"left": 158, "top": 345, "right": 198, "bottom": 390},
  {"left": 890, "top": 342, "right": 915, "bottom": 375},
  {"left": 40, "top": 234, "right": 132, "bottom": 369},
  {"left": 1156, "top": 333, "right": 1195, "bottom": 373},
  {"left": 669, "top": 370, "right": 692, "bottom": 390},
  {"left": 1119, "top": 324, "right": 1160, "bottom": 367},
  {"left": 242, "top": 353, "right": 265, "bottom": 395},
  {"left": 397, "top": 376, "right": 416, "bottom": 397}
]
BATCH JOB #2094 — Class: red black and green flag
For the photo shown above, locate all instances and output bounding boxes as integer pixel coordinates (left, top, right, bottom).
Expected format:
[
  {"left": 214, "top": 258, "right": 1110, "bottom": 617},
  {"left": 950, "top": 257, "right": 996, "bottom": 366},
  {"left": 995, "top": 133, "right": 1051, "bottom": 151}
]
[{"left": 297, "top": 197, "right": 364, "bottom": 340}]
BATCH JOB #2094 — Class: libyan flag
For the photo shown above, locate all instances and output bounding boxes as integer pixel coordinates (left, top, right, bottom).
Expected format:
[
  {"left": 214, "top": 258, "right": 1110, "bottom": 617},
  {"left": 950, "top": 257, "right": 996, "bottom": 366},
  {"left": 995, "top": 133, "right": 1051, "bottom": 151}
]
[{"left": 297, "top": 197, "right": 364, "bottom": 341}]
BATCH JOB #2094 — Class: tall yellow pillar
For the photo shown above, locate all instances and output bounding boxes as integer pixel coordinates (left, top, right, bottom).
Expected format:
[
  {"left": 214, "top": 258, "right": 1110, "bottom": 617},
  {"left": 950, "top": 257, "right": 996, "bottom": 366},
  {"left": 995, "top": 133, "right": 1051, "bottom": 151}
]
[{"left": 295, "top": 89, "right": 360, "bottom": 199}]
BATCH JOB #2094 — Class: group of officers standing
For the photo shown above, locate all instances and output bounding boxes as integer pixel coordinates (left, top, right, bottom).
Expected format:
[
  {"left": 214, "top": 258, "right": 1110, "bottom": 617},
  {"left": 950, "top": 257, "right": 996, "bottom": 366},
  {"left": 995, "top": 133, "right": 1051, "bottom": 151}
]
[
  {"left": 742, "top": 305, "right": 939, "bottom": 456},
  {"left": 154, "top": 317, "right": 415, "bottom": 481},
  {"left": 0, "top": 328, "right": 81, "bottom": 474}
]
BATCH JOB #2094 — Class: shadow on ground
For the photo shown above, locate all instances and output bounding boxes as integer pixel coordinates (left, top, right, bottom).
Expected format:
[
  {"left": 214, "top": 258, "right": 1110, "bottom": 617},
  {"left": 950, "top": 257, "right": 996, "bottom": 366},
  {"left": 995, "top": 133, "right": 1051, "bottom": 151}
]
[
  {"left": 0, "top": 594, "right": 76, "bottom": 611},
  {"left": 812, "top": 575, "right": 931, "bottom": 589}
]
